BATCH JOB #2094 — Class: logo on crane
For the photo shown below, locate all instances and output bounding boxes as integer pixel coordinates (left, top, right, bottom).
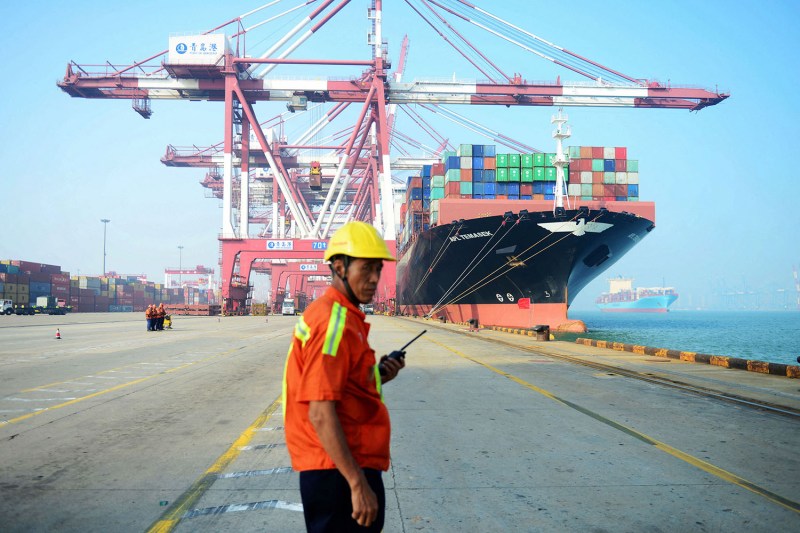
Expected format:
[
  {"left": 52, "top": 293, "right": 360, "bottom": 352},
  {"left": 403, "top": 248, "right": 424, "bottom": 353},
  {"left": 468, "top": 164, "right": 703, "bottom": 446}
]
[{"left": 175, "top": 43, "right": 188, "bottom": 54}]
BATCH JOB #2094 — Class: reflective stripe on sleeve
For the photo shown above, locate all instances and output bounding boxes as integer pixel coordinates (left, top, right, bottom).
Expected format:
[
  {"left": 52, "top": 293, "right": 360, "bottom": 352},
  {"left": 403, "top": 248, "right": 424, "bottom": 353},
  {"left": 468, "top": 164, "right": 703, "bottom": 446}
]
[
  {"left": 373, "top": 364, "right": 383, "bottom": 401},
  {"left": 294, "top": 316, "right": 311, "bottom": 346},
  {"left": 323, "top": 302, "right": 347, "bottom": 356}
]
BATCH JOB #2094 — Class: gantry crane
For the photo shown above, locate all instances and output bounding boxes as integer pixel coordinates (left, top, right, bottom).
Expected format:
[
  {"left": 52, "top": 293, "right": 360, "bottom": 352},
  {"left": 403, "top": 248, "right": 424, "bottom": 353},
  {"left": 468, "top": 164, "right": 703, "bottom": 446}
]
[{"left": 58, "top": 0, "right": 728, "bottom": 314}]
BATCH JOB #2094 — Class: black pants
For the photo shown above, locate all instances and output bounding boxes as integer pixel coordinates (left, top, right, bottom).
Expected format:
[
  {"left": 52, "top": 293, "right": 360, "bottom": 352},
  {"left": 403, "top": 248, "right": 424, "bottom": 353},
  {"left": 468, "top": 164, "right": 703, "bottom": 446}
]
[{"left": 299, "top": 468, "right": 385, "bottom": 533}]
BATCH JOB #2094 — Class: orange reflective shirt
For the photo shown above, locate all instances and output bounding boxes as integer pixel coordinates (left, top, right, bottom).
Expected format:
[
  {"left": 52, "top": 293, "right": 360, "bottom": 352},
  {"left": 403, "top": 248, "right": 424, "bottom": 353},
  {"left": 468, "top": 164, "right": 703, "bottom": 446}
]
[{"left": 283, "top": 286, "right": 390, "bottom": 472}]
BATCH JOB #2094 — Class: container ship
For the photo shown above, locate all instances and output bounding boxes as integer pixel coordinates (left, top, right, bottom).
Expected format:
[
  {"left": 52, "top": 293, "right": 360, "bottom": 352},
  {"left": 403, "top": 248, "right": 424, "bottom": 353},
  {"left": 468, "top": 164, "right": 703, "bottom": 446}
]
[
  {"left": 395, "top": 114, "right": 655, "bottom": 332},
  {"left": 596, "top": 277, "right": 678, "bottom": 313}
]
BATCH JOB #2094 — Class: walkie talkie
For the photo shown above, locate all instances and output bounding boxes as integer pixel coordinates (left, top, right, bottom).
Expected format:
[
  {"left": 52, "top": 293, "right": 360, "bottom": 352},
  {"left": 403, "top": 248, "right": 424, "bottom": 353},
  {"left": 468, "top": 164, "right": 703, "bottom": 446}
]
[{"left": 380, "top": 330, "right": 426, "bottom": 374}]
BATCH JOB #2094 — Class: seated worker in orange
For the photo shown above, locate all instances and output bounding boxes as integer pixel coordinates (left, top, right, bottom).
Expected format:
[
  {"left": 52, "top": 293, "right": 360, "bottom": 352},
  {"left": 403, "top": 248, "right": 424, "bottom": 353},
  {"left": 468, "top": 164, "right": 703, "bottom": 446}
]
[{"left": 283, "top": 221, "right": 404, "bottom": 533}]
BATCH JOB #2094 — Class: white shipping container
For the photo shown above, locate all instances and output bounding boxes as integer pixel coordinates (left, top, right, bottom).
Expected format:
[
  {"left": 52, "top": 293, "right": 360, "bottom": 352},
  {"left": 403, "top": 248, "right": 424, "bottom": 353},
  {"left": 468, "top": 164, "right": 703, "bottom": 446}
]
[
  {"left": 567, "top": 183, "right": 582, "bottom": 196},
  {"left": 603, "top": 146, "right": 615, "bottom": 159},
  {"left": 627, "top": 172, "right": 639, "bottom": 184},
  {"left": 615, "top": 172, "right": 628, "bottom": 184},
  {"left": 168, "top": 34, "right": 229, "bottom": 66},
  {"left": 580, "top": 171, "right": 593, "bottom": 184},
  {"left": 459, "top": 156, "right": 472, "bottom": 169}
]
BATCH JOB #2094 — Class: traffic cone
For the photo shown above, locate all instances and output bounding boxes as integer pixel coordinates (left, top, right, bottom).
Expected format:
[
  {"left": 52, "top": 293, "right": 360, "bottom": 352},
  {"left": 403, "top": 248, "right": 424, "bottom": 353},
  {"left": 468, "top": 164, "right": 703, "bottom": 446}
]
[{"left": 55, "top": 328, "right": 61, "bottom": 340}]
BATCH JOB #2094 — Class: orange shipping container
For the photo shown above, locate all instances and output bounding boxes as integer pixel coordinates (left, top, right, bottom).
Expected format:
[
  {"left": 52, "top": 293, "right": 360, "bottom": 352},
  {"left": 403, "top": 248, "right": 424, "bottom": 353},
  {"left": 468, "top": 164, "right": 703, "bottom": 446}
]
[
  {"left": 580, "top": 146, "right": 592, "bottom": 159},
  {"left": 592, "top": 172, "right": 603, "bottom": 183},
  {"left": 483, "top": 157, "right": 496, "bottom": 170},
  {"left": 592, "top": 183, "right": 605, "bottom": 196}
]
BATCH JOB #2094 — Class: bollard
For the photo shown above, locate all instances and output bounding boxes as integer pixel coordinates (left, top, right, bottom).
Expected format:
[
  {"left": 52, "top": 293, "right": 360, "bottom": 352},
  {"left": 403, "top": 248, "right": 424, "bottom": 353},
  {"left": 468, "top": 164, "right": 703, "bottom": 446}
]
[{"left": 533, "top": 325, "right": 550, "bottom": 341}]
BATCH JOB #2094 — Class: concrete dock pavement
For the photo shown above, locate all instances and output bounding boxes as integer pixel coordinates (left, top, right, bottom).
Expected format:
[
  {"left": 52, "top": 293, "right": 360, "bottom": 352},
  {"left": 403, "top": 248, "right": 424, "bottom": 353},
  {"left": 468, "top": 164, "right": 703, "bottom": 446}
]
[{"left": 0, "top": 313, "right": 798, "bottom": 532}]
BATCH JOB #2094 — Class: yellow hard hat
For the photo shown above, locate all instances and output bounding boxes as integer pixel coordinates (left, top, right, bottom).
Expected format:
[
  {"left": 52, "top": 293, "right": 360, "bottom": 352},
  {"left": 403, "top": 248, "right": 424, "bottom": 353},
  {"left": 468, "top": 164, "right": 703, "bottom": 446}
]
[{"left": 324, "top": 221, "right": 396, "bottom": 262}]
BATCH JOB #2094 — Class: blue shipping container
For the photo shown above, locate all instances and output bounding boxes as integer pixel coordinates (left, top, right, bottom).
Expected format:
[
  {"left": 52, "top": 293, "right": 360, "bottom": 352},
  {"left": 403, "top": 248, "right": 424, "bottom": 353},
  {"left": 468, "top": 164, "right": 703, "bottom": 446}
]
[
  {"left": 422, "top": 165, "right": 432, "bottom": 177},
  {"left": 484, "top": 194, "right": 496, "bottom": 199},
  {"left": 422, "top": 177, "right": 431, "bottom": 188},
  {"left": 423, "top": 189, "right": 431, "bottom": 199},
  {"left": 533, "top": 182, "right": 544, "bottom": 194},
  {"left": 484, "top": 169, "right": 496, "bottom": 182},
  {"left": 445, "top": 156, "right": 460, "bottom": 170},
  {"left": 484, "top": 182, "right": 496, "bottom": 195},
  {"left": 544, "top": 194, "right": 555, "bottom": 200},
  {"left": 30, "top": 281, "right": 51, "bottom": 293},
  {"left": 604, "top": 159, "right": 615, "bottom": 172},
  {"left": 616, "top": 196, "right": 627, "bottom": 201},
  {"left": 473, "top": 170, "right": 484, "bottom": 182},
  {"left": 508, "top": 195, "right": 520, "bottom": 200},
  {"left": 627, "top": 184, "right": 639, "bottom": 196},
  {"left": 410, "top": 188, "right": 423, "bottom": 200},
  {"left": 473, "top": 182, "right": 484, "bottom": 195},
  {"left": 484, "top": 145, "right": 496, "bottom": 157},
  {"left": 0, "top": 264, "right": 7, "bottom": 273},
  {"left": 472, "top": 156, "right": 484, "bottom": 169},
  {"left": 496, "top": 182, "right": 508, "bottom": 195},
  {"left": 521, "top": 195, "right": 532, "bottom": 200},
  {"left": 472, "top": 193, "right": 483, "bottom": 199},
  {"left": 473, "top": 144, "right": 484, "bottom": 157},
  {"left": 544, "top": 183, "right": 556, "bottom": 195},
  {"left": 508, "top": 183, "right": 520, "bottom": 195}
]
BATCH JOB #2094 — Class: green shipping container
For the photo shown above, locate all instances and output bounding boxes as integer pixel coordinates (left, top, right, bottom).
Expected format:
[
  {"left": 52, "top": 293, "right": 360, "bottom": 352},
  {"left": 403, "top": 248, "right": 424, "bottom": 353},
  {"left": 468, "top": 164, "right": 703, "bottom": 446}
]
[
  {"left": 568, "top": 146, "right": 581, "bottom": 159},
  {"left": 458, "top": 144, "right": 473, "bottom": 157},
  {"left": 432, "top": 175, "right": 445, "bottom": 188},
  {"left": 521, "top": 154, "right": 533, "bottom": 168},
  {"left": 603, "top": 172, "right": 615, "bottom": 184},
  {"left": 546, "top": 153, "right": 557, "bottom": 166},
  {"left": 431, "top": 187, "right": 445, "bottom": 199},
  {"left": 496, "top": 154, "right": 508, "bottom": 167},
  {"left": 521, "top": 168, "right": 534, "bottom": 182},
  {"left": 509, "top": 168, "right": 521, "bottom": 182},
  {"left": 534, "top": 167, "right": 545, "bottom": 181},
  {"left": 592, "top": 159, "right": 605, "bottom": 172},
  {"left": 545, "top": 167, "right": 556, "bottom": 180},
  {"left": 445, "top": 169, "right": 461, "bottom": 183},
  {"left": 581, "top": 183, "right": 593, "bottom": 196},
  {"left": 533, "top": 153, "right": 546, "bottom": 167},
  {"left": 496, "top": 168, "right": 509, "bottom": 182},
  {"left": 460, "top": 181, "right": 473, "bottom": 195},
  {"left": 627, "top": 160, "right": 639, "bottom": 172},
  {"left": 508, "top": 153, "right": 521, "bottom": 168}
]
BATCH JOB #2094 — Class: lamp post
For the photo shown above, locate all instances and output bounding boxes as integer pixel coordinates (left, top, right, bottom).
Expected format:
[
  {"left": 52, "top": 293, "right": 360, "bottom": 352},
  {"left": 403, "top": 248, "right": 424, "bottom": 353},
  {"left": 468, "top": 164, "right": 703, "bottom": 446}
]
[
  {"left": 101, "top": 219, "right": 110, "bottom": 276},
  {"left": 177, "top": 245, "right": 184, "bottom": 287}
]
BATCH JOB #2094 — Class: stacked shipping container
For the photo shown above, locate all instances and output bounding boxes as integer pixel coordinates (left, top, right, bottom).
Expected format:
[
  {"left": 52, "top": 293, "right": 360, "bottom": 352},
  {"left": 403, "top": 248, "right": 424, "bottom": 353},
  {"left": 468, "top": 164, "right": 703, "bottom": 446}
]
[
  {"left": 0, "top": 259, "right": 217, "bottom": 312},
  {"left": 399, "top": 144, "right": 641, "bottom": 246},
  {"left": 566, "top": 146, "right": 639, "bottom": 201}
]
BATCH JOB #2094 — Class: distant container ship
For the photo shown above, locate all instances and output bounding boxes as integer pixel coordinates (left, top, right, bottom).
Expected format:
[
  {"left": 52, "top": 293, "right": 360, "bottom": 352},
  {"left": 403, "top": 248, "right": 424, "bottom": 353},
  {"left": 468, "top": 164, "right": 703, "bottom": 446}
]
[{"left": 596, "top": 276, "right": 678, "bottom": 313}]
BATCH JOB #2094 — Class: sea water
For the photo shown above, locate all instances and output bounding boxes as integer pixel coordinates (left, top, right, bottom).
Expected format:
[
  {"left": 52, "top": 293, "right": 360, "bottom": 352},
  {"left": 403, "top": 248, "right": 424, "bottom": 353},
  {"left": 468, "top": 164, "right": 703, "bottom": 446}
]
[{"left": 560, "top": 310, "right": 800, "bottom": 366}]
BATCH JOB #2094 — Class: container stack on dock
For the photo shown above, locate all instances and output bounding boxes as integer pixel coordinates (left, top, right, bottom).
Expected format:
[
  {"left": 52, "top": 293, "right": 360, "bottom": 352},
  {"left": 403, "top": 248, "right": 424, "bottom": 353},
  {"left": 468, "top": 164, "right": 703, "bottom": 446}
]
[{"left": 0, "top": 259, "right": 218, "bottom": 313}]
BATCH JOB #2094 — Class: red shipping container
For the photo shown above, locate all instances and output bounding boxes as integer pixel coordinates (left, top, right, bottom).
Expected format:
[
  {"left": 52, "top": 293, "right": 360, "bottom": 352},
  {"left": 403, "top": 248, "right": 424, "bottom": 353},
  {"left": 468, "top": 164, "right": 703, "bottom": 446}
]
[
  {"left": 603, "top": 196, "right": 616, "bottom": 202},
  {"left": 40, "top": 264, "right": 61, "bottom": 274},
  {"left": 431, "top": 163, "right": 445, "bottom": 176},
  {"left": 580, "top": 146, "right": 593, "bottom": 159},
  {"left": 0, "top": 273, "right": 17, "bottom": 283},
  {"left": 484, "top": 157, "right": 496, "bottom": 170},
  {"left": 16, "top": 273, "right": 30, "bottom": 283},
  {"left": 496, "top": 195, "right": 508, "bottom": 200},
  {"left": 69, "top": 296, "right": 80, "bottom": 306},
  {"left": 592, "top": 172, "right": 603, "bottom": 183},
  {"left": 592, "top": 184, "right": 605, "bottom": 196},
  {"left": 408, "top": 177, "right": 423, "bottom": 189},
  {"left": 569, "top": 171, "right": 580, "bottom": 183},
  {"left": 50, "top": 273, "right": 69, "bottom": 284},
  {"left": 591, "top": 147, "right": 604, "bottom": 159},
  {"left": 615, "top": 147, "right": 627, "bottom": 159},
  {"left": 615, "top": 159, "right": 627, "bottom": 172},
  {"left": 28, "top": 271, "right": 49, "bottom": 282},
  {"left": 520, "top": 184, "right": 533, "bottom": 195},
  {"left": 445, "top": 182, "right": 461, "bottom": 196},
  {"left": 461, "top": 169, "right": 472, "bottom": 181},
  {"left": 409, "top": 200, "right": 423, "bottom": 212}
]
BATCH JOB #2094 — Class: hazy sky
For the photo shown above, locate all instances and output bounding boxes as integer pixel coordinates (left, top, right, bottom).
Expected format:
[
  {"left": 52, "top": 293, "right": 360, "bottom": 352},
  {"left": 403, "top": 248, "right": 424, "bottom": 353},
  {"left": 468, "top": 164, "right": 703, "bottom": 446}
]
[{"left": 1, "top": 1, "right": 798, "bottom": 310}]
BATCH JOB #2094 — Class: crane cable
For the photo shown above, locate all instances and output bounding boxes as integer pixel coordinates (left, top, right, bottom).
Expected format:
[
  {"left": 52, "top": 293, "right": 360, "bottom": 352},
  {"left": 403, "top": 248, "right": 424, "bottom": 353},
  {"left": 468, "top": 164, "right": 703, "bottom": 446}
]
[
  {"left": 428, "top": 211, "right": 592, "bottom": 316},
  {"left": 426, "top": 217, "right": 518, "bottom": 314}
]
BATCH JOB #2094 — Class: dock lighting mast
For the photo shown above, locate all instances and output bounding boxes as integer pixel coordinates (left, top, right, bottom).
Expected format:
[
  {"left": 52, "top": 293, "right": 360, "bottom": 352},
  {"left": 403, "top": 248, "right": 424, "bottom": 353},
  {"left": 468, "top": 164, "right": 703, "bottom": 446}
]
[
  {"left": 551, "top": 110, "right": 571, "bottom": 215},
  {"left": 101, "top": 219, "right": 110, "bottom": 276},
  {"left": 178, "top": 245, "right": 184, "bottom": 287}
]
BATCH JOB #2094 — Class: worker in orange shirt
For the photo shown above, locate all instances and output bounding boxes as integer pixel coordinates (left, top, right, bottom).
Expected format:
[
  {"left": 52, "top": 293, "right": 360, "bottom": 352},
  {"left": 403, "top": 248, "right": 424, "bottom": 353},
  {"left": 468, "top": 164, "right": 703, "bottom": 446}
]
[
  {"left": 156, "top": 303, "right": 166, "bottom": 331},
  {"left": 145, "top": 304, "right": 154, "bottom": 332},
  {"left": 283, "top": 221, "right": 404, "bottom": 532}
]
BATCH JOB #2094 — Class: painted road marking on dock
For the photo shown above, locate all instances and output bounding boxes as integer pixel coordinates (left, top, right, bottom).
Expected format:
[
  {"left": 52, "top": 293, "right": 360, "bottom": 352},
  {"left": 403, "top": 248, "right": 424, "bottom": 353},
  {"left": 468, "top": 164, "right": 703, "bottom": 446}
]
[
  {"left": 429, "top": 337, "right": 800, "bottom": 515},
  {"left": 1, "top": 348, "right": 243, "bottom": 428},
  {"left": 182, "top": 499, "right": 303, "bottom": 519},
  {"left": 217, "top": 466, "right": 293, "bottom": 479},
  {"left": 146, "top": 396, "right": 284, "bottom": 533},
  {"left": 238, "top": 443, "right": 285, "bottom": 451}
]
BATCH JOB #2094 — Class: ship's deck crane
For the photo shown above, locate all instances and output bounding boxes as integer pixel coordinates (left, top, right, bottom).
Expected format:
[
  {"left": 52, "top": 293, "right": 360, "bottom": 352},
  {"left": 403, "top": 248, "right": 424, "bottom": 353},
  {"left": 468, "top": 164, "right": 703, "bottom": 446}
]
[{"left": 58, "top": 0, "right": 728, "bottom": 314}]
